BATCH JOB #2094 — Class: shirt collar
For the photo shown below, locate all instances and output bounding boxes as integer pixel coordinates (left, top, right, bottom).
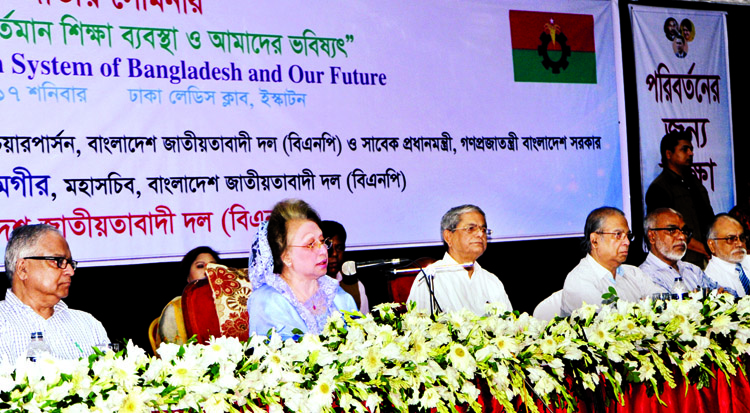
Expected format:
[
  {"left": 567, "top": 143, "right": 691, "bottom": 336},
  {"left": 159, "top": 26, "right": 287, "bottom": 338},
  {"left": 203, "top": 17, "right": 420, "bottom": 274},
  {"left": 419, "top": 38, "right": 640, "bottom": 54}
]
[
  {"left": 662, "top": 166, "right": 688, "bottom": 183},
  {"left": 645, "top": 251, "right": 684, "bottom": 274},
  {"left": 4, "top": 288, "right": 69, "bottom": 314},
  {"left": 584, "top": 254, "right": 618, "bottom": 283},
  {"left": 710, "top": 255, "right": 745, "bottom": 272},
  {"left": 443, "top": 252, "right": 483, "bottom": 272}
]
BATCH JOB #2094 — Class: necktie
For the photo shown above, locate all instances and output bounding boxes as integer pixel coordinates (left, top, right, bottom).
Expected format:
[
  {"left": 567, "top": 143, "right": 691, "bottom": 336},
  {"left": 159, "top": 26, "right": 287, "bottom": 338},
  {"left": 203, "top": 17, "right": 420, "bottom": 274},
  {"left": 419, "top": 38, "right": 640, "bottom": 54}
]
[{"left": 736, "top": 264, "right": 750, "bottom": 295}]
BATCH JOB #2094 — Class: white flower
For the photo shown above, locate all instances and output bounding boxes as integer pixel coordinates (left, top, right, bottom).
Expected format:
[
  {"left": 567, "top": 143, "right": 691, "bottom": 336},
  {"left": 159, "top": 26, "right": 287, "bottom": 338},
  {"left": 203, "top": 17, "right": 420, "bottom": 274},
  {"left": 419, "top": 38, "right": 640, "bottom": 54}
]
[
  {"left": 494, "top": 334, "right": 520, "bottom": 359},
  {"left": 167, "top": 358, "right": 201, "bottom": 387},
  {"left": 636, "top": 359, "right": 656, "bottom": 381},
  {"left": 155, "top": 342, "right": 182, "bottom": 361},
  {"left": 585, "top": 322, "right": 613, "bottom": 348},
  {"left": 572, "top": 303, "right": 598, "bottom": 321},
  {"left": 409, "top": 334, "right": 430, "bottom": 363},
  {"left": 545, "top": 357, "right": 565, "bottom": 378},
  {"left": 362, "top": 346, "right": 384, "bottom": 379},
  {"left": 365, "top": 392, "right": 382, "bottom": 411},
  {"left": 681, "top": 348, "right": 703, "bottom": 372},
  {"left": 204, "top": 336, "right": 244, "bottom": 365},
  {"left": 419, "top": 386, "right": 441, "bottom": 409},
  {"left": 709, "top": 313, "right": 738, "bottom": 337},
  {"left": 526, "top": 366, "right": 556, "bottom": 396},
  {"left": 538, "top": 336, "right": 558, "bottom": 355},
  {"left": 202, "top": 393, "right": 232, "bottom": 413},
  {"left": 737, "top": 296, "right": 750, "bottom": 315},
  {"left": 306, "top": 375, "right": 335, "bottom": 413},
  {"left": 118, "top": 386, "right": 151, "bottom": 413},
  {"left": 447, "top": 343, "right": 476, "bottom": 376}
]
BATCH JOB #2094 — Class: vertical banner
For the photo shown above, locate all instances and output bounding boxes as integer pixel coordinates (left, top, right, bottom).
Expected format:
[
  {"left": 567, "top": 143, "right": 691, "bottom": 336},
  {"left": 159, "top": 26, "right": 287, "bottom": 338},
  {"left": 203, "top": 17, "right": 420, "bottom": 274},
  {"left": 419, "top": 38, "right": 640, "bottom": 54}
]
[{"left": 631, "top": 6, "right": 735, "bottom": 217}]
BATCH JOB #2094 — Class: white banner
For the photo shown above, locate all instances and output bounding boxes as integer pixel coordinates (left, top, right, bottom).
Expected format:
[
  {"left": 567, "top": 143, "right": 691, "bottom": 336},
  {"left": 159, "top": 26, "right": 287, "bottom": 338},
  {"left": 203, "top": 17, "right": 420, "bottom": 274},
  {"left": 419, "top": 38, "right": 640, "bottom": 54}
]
[
  {"left": 631, "top": 6, "right": 735, "bottom": 217},
  {"left": 0, "top": 0, "right": 627, "bottom": 267}
]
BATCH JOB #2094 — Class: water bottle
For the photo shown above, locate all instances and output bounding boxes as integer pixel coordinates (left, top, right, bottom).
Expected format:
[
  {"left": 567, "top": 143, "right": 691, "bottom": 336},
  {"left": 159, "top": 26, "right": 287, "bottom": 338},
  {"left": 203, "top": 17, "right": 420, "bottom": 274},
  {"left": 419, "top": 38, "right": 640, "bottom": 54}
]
[
  {"left": 672, "top": 277, "right": 689, "bottom": 300},
  {"left": 26, "top": 331, "right": 52, "bottom": 362}
]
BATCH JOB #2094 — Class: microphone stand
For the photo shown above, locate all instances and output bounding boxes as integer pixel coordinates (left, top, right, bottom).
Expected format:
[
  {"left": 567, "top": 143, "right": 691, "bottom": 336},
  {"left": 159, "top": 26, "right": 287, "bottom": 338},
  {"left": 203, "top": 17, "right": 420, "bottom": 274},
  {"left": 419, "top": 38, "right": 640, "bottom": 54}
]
[{"left": 416, "top": 266, "right": 442, "bottom": 319}]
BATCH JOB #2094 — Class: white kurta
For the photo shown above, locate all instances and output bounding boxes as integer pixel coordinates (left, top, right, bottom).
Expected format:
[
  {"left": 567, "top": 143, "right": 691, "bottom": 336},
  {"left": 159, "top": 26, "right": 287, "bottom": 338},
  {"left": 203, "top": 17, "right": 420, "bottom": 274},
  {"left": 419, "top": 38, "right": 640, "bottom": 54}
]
[{"left": 407, "top": 253, "right": 512, "bottom": 315}]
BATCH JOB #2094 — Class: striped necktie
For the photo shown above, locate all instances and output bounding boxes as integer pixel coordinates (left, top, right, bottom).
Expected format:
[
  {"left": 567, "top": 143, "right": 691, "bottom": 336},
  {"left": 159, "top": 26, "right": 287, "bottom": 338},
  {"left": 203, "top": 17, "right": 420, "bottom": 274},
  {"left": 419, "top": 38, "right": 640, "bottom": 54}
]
[{"left": 737, "top": 264, "right": 750, "bottom": 295}]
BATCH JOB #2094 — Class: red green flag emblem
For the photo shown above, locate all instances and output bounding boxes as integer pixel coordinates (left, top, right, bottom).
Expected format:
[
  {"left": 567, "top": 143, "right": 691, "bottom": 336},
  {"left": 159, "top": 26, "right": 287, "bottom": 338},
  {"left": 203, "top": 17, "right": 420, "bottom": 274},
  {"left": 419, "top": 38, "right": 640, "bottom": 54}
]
[{"left": 509, "top": 10, "right": 596, "bottom": 84}]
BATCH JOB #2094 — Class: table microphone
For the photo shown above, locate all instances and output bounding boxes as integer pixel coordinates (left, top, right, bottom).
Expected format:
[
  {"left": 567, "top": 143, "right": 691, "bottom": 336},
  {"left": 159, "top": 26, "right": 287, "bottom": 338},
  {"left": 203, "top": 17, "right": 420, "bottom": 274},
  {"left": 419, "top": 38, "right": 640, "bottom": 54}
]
[{"left": 342, "top": 258, "right": 407, "bottom": 275}]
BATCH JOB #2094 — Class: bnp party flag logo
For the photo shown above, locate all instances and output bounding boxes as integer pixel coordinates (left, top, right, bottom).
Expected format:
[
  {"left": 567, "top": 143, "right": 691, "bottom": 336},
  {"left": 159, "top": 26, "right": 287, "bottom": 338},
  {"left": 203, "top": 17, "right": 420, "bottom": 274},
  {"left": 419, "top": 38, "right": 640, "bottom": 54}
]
[{"left": 509, "top": 10, "right": 596, "bottom": 84}]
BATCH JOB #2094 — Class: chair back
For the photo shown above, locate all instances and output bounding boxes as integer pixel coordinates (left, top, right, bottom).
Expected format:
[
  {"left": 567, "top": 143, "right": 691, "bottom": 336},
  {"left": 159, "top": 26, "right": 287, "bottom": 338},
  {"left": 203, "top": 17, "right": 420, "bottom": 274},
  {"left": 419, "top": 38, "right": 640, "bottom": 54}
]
[
  {"left": 181, "top": 277, "right": 222, "bottom": 344},
  {"left": 148, "top": 317, "right": 160, "bottom": 355},
  {"left": 387, "top": 257, "right": 437, "bottom": 304},
  {"left": 204, "top": 263, "right": 252, "bottom": 341},
  {"left": 533, "top": 290, "right": 563, "bottom": 322}
]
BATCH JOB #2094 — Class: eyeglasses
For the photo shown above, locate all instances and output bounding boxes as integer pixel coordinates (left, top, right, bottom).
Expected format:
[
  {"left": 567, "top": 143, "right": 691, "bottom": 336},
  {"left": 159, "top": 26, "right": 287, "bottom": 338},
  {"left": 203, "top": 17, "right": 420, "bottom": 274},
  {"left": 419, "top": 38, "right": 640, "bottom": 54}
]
[
  {"left": 649, "top": 226, "right": 693, "bottom": 240},
  {"left": 23, "top": 256, "right": 78, "bottom": 270},
  {"left": 452, "top": 225, "right": 492, "bottom": 237},
  {"left": 290, "top": 238, "right": 332, "bottom": 251},
  {"left": 710, "top": 234, "right": 749, "bottom": 244},
  {"left": 596, "top": 231, "right": 634, "bottom": 241}
]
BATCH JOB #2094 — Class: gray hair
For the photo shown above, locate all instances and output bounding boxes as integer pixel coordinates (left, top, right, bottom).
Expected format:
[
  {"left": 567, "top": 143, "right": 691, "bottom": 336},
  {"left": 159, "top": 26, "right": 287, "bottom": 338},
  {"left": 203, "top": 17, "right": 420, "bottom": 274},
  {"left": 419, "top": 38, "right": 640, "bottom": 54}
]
[
  {"left": 4, "top": 224, "right": 61, "bottom": 282},
  {"left": 707, "top": 213, "right": 740, "bottom": 241},
  {"left": 581, "top": 207, "right": 625, "bottom": 254},
  {"left": 440, "top": 205, "right": 485, "bottom": 248},
  {"left": 643, "top": 208, "right": 682, "bottom": 250}
]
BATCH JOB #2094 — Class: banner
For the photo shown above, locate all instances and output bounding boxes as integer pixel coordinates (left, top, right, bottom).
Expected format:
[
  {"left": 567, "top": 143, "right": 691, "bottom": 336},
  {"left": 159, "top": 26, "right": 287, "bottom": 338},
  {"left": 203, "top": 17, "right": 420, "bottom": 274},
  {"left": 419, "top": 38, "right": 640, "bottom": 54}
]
[
  {"left": 631, "top": 5, "right": 735, "bottom": 219},
  {"left": 0, "top": 0, "right": 627, "bottom": 267}
]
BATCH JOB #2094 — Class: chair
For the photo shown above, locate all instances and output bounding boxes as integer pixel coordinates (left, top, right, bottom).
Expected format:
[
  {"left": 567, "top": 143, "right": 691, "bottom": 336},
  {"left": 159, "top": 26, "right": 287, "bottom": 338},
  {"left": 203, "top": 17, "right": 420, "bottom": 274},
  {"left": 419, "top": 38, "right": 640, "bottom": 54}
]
[
  {"left": 181, "top": 277, "right": 222, "bottom": 344},
  {"left": 533, "top": 290, "right": 563, "bottom": 322},
  {"left": 148, "top": 317, "right": 160, "bottom": 354},
  {"left": 204, "top": 263, "right": 251, "bottom": 341},
  {"left": 387, "top": 257, "right": 437, "bottom": 304},
  {"left": 181, "top": 263, "right": 252, "bottom": 344}
]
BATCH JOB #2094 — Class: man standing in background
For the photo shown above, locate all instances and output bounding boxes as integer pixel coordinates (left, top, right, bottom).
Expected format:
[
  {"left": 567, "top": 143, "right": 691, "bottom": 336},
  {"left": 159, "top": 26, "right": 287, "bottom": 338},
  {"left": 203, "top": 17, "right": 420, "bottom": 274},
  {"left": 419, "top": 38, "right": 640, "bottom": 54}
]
[{"left": 646, "top": 131, "right": 714, "bottom": 267}]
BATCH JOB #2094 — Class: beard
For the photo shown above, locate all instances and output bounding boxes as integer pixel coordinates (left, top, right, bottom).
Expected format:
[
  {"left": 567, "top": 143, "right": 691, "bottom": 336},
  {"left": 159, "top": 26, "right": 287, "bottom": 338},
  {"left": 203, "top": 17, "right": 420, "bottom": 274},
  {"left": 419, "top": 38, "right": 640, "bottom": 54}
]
[
  {"left": 656, "top": 240, "right": 687, "bottom": 262},
  {"left": 726, "top": 247, "right": 748, "bottom": 264}
]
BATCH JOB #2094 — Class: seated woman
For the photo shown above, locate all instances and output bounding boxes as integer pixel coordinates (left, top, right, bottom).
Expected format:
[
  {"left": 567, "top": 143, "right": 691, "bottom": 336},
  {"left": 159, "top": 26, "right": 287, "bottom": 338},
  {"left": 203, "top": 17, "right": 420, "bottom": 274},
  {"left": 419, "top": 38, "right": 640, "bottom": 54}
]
[
  {"left": 247, "top": 199, "right": 357, "bottom": 340},
  {"left": 157, "top": 246, "right": 219, "bottom": 346}
]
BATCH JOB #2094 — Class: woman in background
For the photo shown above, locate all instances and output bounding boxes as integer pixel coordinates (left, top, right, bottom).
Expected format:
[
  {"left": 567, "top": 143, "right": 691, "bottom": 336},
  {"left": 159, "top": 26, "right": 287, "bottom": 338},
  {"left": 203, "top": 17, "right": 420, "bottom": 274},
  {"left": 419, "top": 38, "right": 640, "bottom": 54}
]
[
  {"left": 247, "top": 199, "right": 356, "bottom": 340},
  {"left": 157, "top": 246, "right": 219, "bottom": 345}
]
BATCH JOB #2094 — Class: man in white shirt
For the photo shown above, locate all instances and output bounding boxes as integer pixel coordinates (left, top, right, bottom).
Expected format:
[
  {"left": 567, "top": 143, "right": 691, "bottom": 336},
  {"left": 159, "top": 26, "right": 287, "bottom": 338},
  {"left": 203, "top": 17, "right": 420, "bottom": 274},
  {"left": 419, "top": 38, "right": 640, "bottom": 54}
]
[
  {"left": 0, "top": 224, "right": 109, "bottom": 363},
  {"left": 407, "top": 204, "right": 512, "bottom": 316},
  {"left": 561, "top": 207, "right": 659, "bottom": 316},
  {"left": 705, "top": 214, "right": 750, "bottom": 297},
  {"left": 639, "top": 208, "right": 723, "bottom": 294}
]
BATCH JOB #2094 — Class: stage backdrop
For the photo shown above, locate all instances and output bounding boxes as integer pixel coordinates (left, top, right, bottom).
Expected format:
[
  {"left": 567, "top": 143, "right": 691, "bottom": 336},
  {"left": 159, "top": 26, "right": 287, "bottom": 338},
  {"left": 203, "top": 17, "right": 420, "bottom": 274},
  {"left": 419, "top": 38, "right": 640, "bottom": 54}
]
[
  {"left": 0, "top": 0, "right": 628, "bottom": 267},
  {"left": 631, "top": 5, "right": 735, "bottom": 217}
]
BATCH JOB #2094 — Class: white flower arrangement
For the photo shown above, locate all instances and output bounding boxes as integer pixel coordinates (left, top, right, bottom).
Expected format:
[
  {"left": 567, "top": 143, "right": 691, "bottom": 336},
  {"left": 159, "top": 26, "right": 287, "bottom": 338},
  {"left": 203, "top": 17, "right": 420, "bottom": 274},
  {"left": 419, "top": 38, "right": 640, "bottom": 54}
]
[{"left": 2, "top": 293, "right": 750, "bottom": 412}]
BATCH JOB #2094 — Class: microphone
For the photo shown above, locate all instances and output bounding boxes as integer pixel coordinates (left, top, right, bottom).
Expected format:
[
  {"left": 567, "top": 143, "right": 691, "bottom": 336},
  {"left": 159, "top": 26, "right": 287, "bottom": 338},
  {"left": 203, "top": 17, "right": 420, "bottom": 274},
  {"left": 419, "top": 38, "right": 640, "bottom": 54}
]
[
  {"left": 390, "top": 262, "right": 473, "bottom": 275},
  {"left": 342, "top": 258, "right": 407, "bottom": 275}
]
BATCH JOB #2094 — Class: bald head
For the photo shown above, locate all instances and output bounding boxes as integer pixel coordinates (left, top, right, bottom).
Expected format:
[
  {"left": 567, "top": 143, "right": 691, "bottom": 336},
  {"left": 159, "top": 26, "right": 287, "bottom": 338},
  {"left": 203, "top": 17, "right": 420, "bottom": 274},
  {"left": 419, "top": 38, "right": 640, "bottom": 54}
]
[{"left": 707, "top": 215, "right": 747, "bottom": 264}]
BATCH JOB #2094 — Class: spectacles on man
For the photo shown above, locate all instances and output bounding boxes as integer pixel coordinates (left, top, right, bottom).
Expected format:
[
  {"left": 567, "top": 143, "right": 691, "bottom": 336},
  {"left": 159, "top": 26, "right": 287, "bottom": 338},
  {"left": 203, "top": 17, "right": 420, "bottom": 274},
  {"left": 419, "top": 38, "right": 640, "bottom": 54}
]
[
  {"left": 452, "top": 225, "right": 492, "bottom": 237},
  {"left": 290, "top": 238, "right": 332, "bottom": 251},
  {"left": 710, "top": 234, "right": 749, "bottom": 244},
  {"left": 649, "top": 226, "right": 693, "bottom": 240},
  {"left": 596, "top": 231, "right": 635, "bottom": 242},
  {"left": 23, "top": 256, "right": 78, "bottom": 270}
]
